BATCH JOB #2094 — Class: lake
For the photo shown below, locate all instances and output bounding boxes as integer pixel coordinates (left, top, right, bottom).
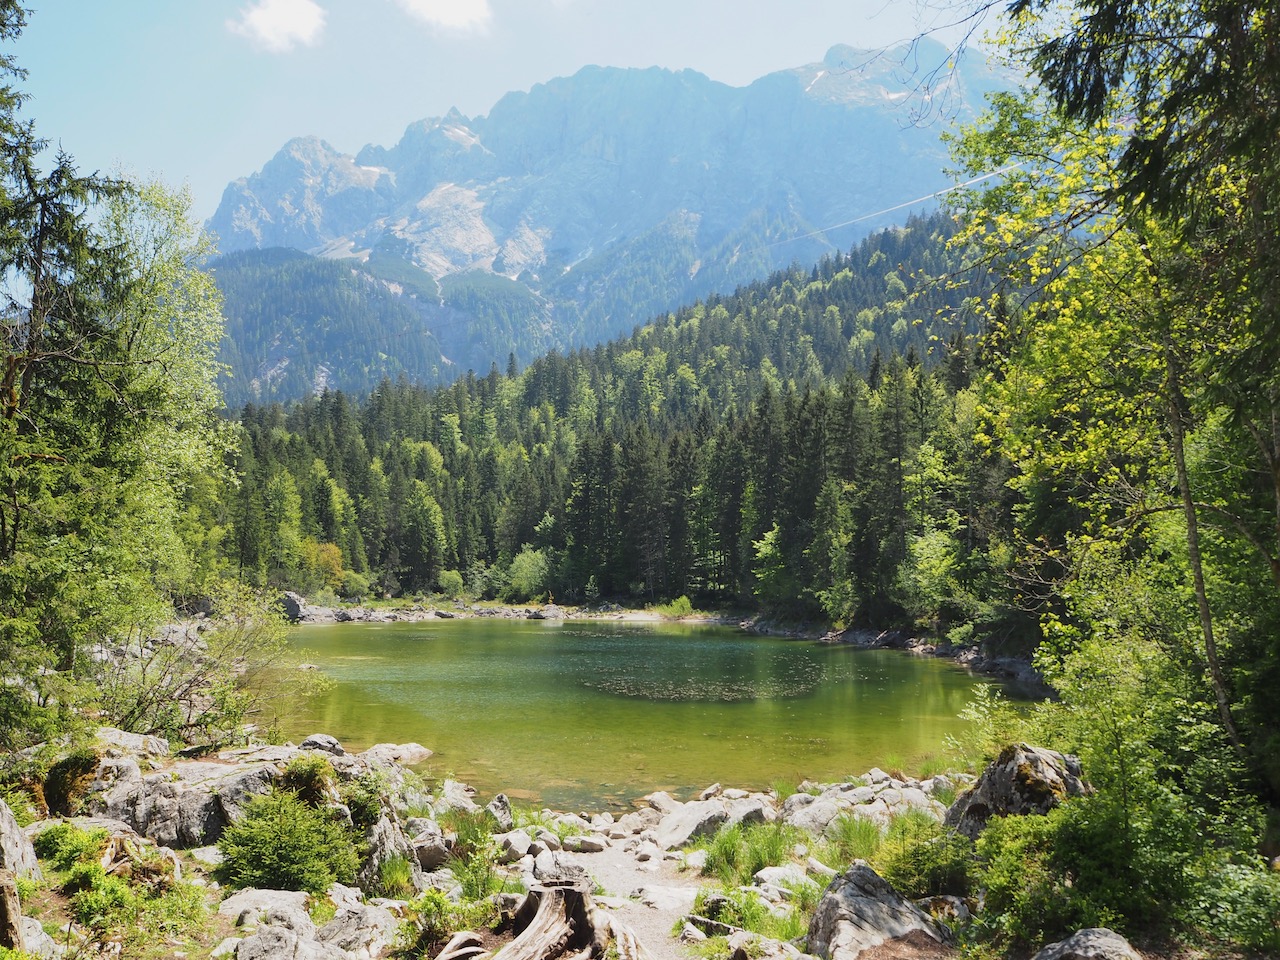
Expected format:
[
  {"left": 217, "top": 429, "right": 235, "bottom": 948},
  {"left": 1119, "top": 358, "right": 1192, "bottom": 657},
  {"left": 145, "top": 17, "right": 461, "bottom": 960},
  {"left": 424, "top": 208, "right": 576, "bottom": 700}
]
[{"left": 278, "top": 618, "right": 1000, "bottom": 809}]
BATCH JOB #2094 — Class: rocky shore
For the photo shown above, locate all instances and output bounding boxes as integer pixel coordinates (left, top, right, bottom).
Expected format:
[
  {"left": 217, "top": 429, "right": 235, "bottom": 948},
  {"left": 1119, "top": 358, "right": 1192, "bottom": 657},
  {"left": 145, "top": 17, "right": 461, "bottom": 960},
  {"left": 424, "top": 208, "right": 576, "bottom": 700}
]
[{"left": 0, "top": 730, "right": 1123, "bottom": 960}]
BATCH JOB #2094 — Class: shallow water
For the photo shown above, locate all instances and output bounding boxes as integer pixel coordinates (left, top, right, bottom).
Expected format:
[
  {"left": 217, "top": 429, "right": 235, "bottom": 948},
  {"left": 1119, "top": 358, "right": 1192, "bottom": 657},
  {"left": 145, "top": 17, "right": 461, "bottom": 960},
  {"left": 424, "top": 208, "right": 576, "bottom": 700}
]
[{"left": 277, "top": 618, "right": 1000, "bottom": 809}]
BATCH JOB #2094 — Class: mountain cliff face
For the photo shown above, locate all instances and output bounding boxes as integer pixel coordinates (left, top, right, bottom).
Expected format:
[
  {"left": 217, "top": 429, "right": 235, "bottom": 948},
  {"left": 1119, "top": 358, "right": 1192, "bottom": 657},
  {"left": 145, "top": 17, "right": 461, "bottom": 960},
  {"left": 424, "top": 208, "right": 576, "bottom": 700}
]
[{"left": 209, "top": 41, "right": 1004, "bottom": 404}]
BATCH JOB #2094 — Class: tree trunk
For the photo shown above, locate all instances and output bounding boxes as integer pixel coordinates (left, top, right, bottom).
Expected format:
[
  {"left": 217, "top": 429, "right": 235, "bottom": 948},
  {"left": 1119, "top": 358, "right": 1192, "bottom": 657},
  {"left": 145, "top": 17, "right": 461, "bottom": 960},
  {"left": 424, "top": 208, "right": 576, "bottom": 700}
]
[
  {"left": 0, "top": 870, "right": 26, "bottom": 952},
  {"left": 1164, "top": 339, "right": 1244, "bottom": 752}
]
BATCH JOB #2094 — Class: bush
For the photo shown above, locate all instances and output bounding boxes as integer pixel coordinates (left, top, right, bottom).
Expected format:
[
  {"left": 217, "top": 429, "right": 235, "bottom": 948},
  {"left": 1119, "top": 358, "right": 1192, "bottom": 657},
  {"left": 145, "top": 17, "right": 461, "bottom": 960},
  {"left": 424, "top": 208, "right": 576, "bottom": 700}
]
[
  {"left": 437, "top": 569, "right": 465, "bottom": 599},
  {"left": 657, "top": 595, "right": 695, "bottom": 618},
  {"left": 1188, "top": 860, "right": 1280, "bottom": 952},
  {"left": 280, "top": 753, "right": 336, "bottom": 805},
  {"left": 342, "top": 771, "right": 387, "bottom": 830},
  {"left": 217, "top": 790, "right": 359, "bottom": 894},
  {"left": 33, "top": 821, "right": 108, "bottom": 871},
  {"left": 874, "top": 812, "right": 972, "bottom": 898}
]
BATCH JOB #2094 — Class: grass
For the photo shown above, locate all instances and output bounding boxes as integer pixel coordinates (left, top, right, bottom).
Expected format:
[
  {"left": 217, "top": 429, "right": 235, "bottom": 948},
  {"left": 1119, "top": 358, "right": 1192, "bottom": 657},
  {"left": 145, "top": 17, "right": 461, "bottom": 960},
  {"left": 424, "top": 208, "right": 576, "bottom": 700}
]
[
  {"left": 691, "top": 886, "right": 807, "bottom": 943},
  {"left": 694, "top": 822, "right": 807, "bottom": 886},
  {"left": 813, "top": 814, "right": 883, "bottom": 870}
]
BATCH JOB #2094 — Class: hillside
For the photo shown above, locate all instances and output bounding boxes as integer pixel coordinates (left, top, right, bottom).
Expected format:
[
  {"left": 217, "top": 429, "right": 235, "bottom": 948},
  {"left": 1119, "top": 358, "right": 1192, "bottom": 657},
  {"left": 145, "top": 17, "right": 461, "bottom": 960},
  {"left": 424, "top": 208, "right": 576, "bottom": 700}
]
[{"left": 208, "top": 40, "right": 1006, "bottom": 404}]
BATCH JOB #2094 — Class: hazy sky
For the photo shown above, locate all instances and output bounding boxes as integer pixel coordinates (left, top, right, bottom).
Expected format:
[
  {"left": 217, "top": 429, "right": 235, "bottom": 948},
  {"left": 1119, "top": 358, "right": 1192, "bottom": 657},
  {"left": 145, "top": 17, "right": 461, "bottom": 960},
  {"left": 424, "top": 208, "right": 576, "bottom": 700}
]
[{"left": 15, "top": 1, "right": 991, "bottom": 220}]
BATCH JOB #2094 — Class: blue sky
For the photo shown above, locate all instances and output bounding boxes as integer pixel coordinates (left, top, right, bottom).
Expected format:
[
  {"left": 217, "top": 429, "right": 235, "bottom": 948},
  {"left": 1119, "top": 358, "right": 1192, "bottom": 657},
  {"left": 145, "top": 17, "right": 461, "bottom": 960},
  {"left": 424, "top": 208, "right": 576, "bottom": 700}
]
[{"left": 16, "top": 1, "right": 989, "bottom": 221}]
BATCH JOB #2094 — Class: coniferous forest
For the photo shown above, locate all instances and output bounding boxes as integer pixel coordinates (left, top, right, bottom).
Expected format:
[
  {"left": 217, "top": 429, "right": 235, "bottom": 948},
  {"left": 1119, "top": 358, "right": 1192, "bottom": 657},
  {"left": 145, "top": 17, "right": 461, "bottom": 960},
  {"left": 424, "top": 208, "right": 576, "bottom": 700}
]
[{"left": 3, "top": 0, "right": 1280, "bottom": 957}]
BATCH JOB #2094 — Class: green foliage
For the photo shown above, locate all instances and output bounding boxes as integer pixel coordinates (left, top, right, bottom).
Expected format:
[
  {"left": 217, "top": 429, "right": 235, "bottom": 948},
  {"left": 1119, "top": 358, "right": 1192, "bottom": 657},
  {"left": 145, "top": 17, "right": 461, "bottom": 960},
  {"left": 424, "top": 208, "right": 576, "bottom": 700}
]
[
  {"left": 437, "top": 569, "right": 465, "bottom": 599},
  {"left": 874, "top": 811, "right": 972, "bottom": 899},
  {"left": 402, "top": 888, "right": 500, "bottom": 956},
  {"left": 0, "top": 782, "right": 36, "bottom": 826},
  {"left": 697, "top": 822, "right": 804, "bottom": 887},
  {"left": 503, "top": 546, "right": 551, "bottom": 602},
  {"left": 1186, "top": 860, "right": 1280, "bottom": 952},
  {"left": 342, "top": 771, "right": 388, "bottom": 831},
  {"left": 281, "top": 752, "right": 337, "bottom": 805},
  {"left": 815, "top": 814, "right": 882, "bottom": 869},
  {"left": 692, "top": 886, "right": 806, "bottom": 943},
  {"left": 33, "top": 822, "right": 107, "bottom": 871},
  {"left": 655, "top": 595, "right": 696, "bottom": 618},
  {"left": 216, "top": 790, "right": 359, "bottom": 894},
  {"left": 378, "top": 854, "right": 416, "bottom": 899}
]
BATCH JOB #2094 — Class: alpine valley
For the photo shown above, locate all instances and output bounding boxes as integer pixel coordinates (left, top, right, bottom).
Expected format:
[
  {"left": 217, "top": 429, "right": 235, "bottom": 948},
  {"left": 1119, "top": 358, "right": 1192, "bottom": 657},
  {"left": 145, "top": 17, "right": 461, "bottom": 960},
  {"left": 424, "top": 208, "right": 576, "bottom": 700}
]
[{"left": 208, "top": 39, "right": 1006, "bottom": 406}]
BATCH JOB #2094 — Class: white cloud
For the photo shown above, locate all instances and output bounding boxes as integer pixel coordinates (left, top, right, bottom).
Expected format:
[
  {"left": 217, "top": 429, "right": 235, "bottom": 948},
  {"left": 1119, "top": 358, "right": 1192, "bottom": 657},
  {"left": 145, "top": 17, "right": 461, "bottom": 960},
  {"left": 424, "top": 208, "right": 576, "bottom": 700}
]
[
  {"left": 394, "top": 0, "right": 492, "bottom": 32},
  {"left": 227, "top": 0, "right": 327, "bottom": 53}
]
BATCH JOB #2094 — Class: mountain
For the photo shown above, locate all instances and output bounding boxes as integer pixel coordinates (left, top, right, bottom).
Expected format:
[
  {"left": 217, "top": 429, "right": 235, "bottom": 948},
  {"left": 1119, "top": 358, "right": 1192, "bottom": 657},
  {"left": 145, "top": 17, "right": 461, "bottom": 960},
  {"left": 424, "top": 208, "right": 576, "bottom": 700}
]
[{"left": 209, "top": 40, "right": 1006, "bottom": 405}]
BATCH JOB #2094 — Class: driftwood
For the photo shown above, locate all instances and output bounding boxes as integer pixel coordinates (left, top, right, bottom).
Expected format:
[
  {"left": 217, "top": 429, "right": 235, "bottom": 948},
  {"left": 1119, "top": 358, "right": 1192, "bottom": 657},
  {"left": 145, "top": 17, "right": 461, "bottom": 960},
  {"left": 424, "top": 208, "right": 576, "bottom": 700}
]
[
  {"left": 441, "top": 875, "right": 649, "bottom": 960},
  {"left": 0, "top": 869, "right": 25, "bottom": 952}
]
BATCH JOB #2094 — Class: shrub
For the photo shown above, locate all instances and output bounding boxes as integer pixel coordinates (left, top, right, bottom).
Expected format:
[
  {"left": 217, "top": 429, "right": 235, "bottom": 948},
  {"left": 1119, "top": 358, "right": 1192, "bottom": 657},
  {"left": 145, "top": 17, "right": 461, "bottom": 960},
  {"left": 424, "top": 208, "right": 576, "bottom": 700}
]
[
  {"left": 657, "top": 595, "right": 695, "bottom": 618},
  {"left": 342, "top": 772, "right": 387, "bottom": 831},
  {"left": 1188, "top": 860, "right": 1280, "bottom": 952},
  {"left": 217, "top": 790, "right": 359, "bottom": 894},
  {"left": 33, "top": 821, "right": 108, "bottom": 871},
  {"left": 280, "top": 752, "right": 336, "bottom": 805},
  {"left": 874, "top": 812, "right": 972, "bottom": 898},
  {"left": 437, "top": 569, "right": 465, "bottom": 599}
]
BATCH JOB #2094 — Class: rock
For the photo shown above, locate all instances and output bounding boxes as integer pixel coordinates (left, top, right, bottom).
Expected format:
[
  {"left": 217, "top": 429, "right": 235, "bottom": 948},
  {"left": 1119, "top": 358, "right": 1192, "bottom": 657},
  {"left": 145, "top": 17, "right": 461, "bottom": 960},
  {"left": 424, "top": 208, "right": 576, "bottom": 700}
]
[
  {"left": 634, "top": 884, "right": 699, "bottom": 912},
  {"left": 413, "top": 832, "right": 451, "bottom": 871},
  {"left": 299, "top": 733, "right": 345, "bottom": 756},
  {"left": 699, "top": 783, "right": 723, "bottom": 800},
  {"left": 726, "top": 796, "right": 775, "bottom": 828},
  {"left": 316, "top": 903, "right": 401, "bottom": 958},
  {"left": 218, "top": 888, "right": 312, "bottom": 926},
  {"left": 562, "top": 835, "right": 607, "bottom": 853},
  {"left": 0, "top": 799, "right": 40, "bottom": 880},
  {"left": 438, "top": 779, "right": 480, "bottom": 814},
  {"left": 234, "top": 923, "right": 347, "bottom": 960},
  {"left": 1032, "top": 928, "right": 1141, "bottom": 960},
  {"left": 95, "top": 726, "right": 170, "bottom": 760},
  {"left": 807, "top": 863, "right": 952, "bottom": 960},
  {"left": 866, "top": 768, "right": 891, "bottom": 785},
  {"left": 361, "top": 742, "right": 433, "bottom": 768},
  {"left": 916, "top": 895, "right": 970, "bottom": 925},
  {"left": 654, "top": 799, "right": 729, "bottom": 849},
  {"left": 945, "top": 743, "right": 1090, "bottom": 839},
  {"left": 278, "top": 591, "right": 308, "bottom": 623},
  {"left": 358, "top": 812, "right": 425, "bottom": 893},
  {"left": 755, "top": 864, "right": 811, "bottom": 890},
  {"left": 644, "top": 791, "right": 681, "bottom": 814},
  {"left": 486, "top": 793, "right": 514, "bottom": 831},
  {"left": 20, "top": 915, "right": 62, "bottom": 959},
  {"left": 807, "top": 857, "right": 838, "bottom": 880},
  {"left": 614, "top": 808, "right": 661, "bottom": 835},
  {"left": 88, "top": 759, "right": 280, "bottom": 848},
  {"left": 677, "top": 848, "right": 707, "bottom": 872},
  {"left": 495, "top": 829, "right": 532, "bottom": 864},
  {"left": 787, "top": 798, "right": 846, "bottom": 835},
  {"left": 679, "top": 922, "right": 708, "bottom": 943}
]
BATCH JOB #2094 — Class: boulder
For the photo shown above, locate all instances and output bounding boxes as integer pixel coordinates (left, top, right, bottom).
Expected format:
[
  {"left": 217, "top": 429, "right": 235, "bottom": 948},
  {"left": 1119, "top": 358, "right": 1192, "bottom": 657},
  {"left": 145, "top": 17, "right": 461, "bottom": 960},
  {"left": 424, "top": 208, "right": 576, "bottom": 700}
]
[
  {"left": 1031, "top": 928, "right": 1141, "bottom": 960},
  {"left": 315, "top": 903, "right": 401, "bottom": 958},
  {"left": 562, "top": 835, "right": 607, "bottom": 853},
  {"left": 786, "top": 797, "right": 846, "bottom": 835},
  {"left": 643, "top": 791, "right": 681, "bottom": 814},
  {"left": 88, "top": 759, "right": 279, "bottom": 848},
  {"left": 725, "top": 796, "right": 775, "bottom": 828},
  {"left": 0, "top": 799, "right": 40, "bottom": 880},
  {"left": 218, "top": 888, "right": 312, "bottom": 927},
  {"left": 945, "top": 743, "right": 1090, "bottom": 839},
  {"left": 299, "top": 734, "right": 345, "bottom": 756},
  {"left": 361, "top": 743, "right": 433, "bottom": 769},
  {"left": 438, "top": 779, "right": 480, "bottom": 814},
  {"left": 807, "top": 863, "right": 952, "bottom": 960},
  {"left": 653, "top": 799, "right": 729, "bottom": 849},
  {"left": 234, "top": 924, "right": 347, "bottom": 960},
  {"left": 19, "top": 915, "right": 61, "bottom": 959},
  {"left": 278, "top": 591, "right": 308, "bottom": 623},
  {"left": 614, "top": 808, "right": 661, "bottom": 835},
  {"left": 486, "top": 793, "right": 515, "bottom": 831},
  {"left": 357, "top": 812, "right": 425, "bottom": 893},
  {"left": 95, "top": 726, "right": 170, "bottom": 760}
]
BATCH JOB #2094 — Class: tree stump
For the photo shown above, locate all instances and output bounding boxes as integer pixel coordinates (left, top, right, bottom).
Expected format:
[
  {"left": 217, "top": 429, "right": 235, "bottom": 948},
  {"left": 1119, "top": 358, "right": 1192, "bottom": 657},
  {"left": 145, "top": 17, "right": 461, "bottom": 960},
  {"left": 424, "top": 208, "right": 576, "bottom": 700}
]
[
  {"left": 0, "top": 869, "right": 26, "bottom": 952},
  {"left": 443, "top": 873, "right": 650, "bottom": 960}
]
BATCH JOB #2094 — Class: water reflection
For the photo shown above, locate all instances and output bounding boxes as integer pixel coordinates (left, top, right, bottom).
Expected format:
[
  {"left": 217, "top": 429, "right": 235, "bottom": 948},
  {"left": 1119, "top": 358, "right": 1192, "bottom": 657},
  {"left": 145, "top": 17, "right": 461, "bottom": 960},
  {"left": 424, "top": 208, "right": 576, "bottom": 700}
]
[{"left": 278, "top": 619, "right": 1010, "bottom": 808}]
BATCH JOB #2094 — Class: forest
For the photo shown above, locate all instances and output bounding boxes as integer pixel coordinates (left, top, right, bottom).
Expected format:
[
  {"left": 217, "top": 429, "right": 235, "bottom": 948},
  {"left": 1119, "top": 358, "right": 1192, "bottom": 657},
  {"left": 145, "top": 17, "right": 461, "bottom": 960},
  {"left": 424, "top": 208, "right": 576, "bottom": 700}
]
[{"left": 2, "top": 0, "right": 1279, "bottom": 955}]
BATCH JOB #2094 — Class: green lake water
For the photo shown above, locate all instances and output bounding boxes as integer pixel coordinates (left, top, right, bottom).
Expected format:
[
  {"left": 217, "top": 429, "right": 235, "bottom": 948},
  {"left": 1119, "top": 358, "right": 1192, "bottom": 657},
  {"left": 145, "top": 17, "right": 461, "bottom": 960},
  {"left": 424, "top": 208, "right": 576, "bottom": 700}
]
[{"left": 278, "top": 619, "right": 1001, "bottom": 809}]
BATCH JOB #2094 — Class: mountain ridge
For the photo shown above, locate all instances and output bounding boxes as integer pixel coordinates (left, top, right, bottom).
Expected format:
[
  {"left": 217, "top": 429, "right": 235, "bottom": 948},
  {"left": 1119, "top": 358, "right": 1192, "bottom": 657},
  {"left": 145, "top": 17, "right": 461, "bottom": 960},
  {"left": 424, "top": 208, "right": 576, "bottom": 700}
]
[{"left": 208, "top": 40, "right": 1006, "bottom": 405}]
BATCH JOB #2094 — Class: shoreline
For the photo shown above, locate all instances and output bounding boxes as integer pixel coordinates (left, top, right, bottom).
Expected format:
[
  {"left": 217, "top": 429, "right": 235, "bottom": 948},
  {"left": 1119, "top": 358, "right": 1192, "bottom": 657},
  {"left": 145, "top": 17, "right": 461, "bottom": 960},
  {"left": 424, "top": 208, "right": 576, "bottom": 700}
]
[{"left": 281, "top": 592, "right": 1050, "bottom": 696}]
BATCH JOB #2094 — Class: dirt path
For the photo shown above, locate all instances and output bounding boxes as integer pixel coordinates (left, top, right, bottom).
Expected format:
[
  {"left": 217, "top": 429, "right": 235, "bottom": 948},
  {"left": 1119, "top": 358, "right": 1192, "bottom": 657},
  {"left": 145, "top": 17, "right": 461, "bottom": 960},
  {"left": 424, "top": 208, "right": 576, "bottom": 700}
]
[{"left": 559, "top": 843, "right": 707, "bottom": 960}]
